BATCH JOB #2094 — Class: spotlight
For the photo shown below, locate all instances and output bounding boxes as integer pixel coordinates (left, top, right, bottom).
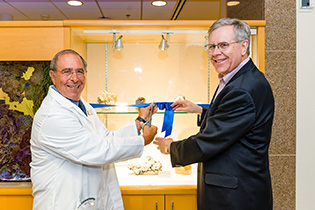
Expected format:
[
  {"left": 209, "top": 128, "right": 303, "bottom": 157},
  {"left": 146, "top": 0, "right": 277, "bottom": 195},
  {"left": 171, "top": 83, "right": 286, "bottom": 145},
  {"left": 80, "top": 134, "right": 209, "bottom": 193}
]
[
  {"left": 113, "top": 33, "right": 123, "bottom": 50},
  {"left": 159, "top": 33, "right": 170, "bottom": 50}
]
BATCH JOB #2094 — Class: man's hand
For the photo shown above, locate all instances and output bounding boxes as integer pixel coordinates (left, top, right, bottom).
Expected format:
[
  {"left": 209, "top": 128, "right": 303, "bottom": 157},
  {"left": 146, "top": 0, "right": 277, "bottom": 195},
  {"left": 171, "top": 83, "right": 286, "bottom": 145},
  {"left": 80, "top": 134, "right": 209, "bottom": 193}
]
[
  {"left": 138, "top": 103, "right": 158, "bottom": 122},
  {"left": 153, "top": 137, "right": 173, "bottom": 154},
  {"left": 171, "top": 99, "right": 202, "bottom": 114},
  {"left": 142, "top": 125, "right": 158, "bottom": 146}
]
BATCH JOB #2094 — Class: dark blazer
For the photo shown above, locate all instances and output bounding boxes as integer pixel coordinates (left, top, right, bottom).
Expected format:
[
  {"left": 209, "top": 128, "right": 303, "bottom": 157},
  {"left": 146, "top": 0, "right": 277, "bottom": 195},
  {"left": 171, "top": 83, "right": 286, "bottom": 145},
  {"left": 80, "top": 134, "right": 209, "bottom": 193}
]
[{"left": 170, "top": 58, "right": 274, "bottom": 210}]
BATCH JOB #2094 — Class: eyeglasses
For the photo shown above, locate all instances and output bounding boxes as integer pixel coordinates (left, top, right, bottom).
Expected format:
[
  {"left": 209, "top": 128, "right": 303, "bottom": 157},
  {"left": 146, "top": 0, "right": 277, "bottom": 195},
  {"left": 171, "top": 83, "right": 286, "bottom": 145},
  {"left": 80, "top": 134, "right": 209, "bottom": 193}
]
[
  {"left": 205, "top": 41, "right": 241, "bottom": 52},
  {"left": 59, "top": 68, "right": 86, "bottom": 77}
]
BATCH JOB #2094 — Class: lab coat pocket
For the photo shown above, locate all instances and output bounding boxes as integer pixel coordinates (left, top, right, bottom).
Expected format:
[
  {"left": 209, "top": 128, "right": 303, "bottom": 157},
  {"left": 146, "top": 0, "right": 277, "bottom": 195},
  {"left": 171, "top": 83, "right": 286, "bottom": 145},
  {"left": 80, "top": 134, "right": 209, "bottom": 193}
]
[{"left": 205, "top": 173, "right": 238, "bottom": 189}]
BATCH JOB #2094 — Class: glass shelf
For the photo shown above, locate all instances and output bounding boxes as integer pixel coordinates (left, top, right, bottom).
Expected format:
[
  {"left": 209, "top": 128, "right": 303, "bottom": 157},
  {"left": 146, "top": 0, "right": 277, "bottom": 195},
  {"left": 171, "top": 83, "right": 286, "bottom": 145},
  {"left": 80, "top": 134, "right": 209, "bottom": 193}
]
[{"left": 97, "top": 111, "right": 187, "bottom": 115}]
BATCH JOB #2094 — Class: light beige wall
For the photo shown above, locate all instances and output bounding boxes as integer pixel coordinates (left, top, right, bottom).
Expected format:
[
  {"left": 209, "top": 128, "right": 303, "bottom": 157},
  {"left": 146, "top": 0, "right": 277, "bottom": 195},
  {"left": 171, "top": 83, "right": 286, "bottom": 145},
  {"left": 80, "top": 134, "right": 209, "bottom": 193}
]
[{"left": 296, "top": 3, "right": 315, "bottom": 210}]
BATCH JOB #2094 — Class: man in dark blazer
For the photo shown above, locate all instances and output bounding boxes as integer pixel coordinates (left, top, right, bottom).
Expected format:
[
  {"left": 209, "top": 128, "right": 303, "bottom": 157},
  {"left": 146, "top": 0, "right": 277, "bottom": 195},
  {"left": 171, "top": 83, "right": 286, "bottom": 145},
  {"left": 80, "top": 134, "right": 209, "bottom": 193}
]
[{"left": 154, "top": 18, "right": 274, "bottom": 210}]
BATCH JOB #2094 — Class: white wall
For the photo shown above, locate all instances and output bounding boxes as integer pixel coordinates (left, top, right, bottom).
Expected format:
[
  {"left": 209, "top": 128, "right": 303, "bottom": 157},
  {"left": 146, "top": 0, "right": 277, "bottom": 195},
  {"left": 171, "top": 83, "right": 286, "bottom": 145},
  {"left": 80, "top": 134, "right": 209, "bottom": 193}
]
[{"left": 296, "top": 2, "right": 315, "bottom": 209}]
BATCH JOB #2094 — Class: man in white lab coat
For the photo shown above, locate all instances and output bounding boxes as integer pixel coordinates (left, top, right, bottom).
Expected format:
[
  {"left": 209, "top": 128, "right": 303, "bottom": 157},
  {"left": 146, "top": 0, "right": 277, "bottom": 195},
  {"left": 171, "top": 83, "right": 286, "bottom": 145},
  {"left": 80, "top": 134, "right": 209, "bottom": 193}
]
[{"left": 30, "top": 49, "right": 157, "bottom": 210}]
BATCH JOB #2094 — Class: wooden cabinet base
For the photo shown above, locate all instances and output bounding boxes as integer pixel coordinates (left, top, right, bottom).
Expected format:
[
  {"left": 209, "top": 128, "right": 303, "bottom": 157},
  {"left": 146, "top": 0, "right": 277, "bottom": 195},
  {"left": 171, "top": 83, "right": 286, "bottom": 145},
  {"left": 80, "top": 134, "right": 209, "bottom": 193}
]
[
  {"left": 0, "top": 184, "right": 196, "bottom": 210},
  {"left": 121, "top": 185, "right": 197, "bottom": 210}
]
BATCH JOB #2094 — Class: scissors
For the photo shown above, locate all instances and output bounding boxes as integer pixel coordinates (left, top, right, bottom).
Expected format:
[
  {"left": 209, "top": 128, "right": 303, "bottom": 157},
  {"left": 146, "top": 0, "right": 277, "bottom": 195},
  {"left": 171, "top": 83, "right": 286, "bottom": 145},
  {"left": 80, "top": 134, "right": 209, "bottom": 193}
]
[{"left": 142, "top": 102, "right": 155, "bottom": 131}]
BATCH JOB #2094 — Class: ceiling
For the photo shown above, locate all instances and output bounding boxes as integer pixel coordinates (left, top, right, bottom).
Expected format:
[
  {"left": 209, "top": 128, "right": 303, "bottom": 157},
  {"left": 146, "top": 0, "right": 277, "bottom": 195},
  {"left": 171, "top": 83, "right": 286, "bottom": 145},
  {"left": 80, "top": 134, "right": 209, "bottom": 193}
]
[{"left": 0, "top": 0, "right": 226, "bottom": 21}]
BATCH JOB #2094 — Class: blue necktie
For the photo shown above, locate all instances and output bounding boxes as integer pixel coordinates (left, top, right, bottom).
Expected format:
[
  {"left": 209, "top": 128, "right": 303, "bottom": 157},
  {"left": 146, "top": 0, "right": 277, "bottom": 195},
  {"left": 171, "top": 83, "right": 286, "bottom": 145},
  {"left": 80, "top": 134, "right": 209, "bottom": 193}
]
[{"left": 78, "top": 100, "right": 87, "bottom": 116}]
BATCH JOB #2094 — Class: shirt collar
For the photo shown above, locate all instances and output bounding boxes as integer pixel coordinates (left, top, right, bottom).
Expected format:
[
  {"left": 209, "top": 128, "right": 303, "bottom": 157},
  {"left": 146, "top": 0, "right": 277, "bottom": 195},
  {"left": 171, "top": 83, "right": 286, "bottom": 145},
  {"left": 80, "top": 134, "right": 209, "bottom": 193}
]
[
  {"left": 219, "top": 57, "right": 250, "bottom": 84},
  {"left": 51, "top": 85, "right": 80, "bottom": 106}
]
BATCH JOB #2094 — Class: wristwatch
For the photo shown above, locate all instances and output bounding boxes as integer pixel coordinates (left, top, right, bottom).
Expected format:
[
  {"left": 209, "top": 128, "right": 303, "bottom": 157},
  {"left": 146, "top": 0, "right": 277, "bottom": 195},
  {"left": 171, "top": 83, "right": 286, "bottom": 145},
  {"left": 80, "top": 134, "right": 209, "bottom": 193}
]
[
  {"left": 165, "top": 142, "right": 171, "bottom": 154},
  {"left": 136, "top": 116, "right": 146, "bottom": 123}
]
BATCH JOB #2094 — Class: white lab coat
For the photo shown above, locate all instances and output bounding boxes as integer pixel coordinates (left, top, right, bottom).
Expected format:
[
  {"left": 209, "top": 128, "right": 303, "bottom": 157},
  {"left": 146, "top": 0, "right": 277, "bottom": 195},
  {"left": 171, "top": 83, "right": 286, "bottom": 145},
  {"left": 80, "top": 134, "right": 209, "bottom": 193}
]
[{"left": 30, "top": 86, "right": 144, "bottom": 210}]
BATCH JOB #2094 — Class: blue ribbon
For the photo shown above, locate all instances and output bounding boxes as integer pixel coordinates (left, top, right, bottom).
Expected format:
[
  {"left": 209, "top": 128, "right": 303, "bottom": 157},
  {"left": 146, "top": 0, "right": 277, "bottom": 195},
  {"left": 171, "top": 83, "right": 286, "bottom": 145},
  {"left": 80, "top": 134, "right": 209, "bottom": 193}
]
[
  {"left": 90, "top": 102, "right": 209, "bottom": 137},
  {"left": 155, "top": 102, "right": 174, "bottom": 137}
]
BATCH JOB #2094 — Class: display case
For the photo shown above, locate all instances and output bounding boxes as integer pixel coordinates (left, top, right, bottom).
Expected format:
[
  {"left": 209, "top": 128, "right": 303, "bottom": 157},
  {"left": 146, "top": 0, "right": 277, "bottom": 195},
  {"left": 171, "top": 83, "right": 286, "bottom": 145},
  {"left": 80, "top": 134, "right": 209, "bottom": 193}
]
[
  {"left": 68, "top": 21, "right": 265, "bottom": 210},
  {"left": 68, "top": 20, "right": 265, "bottom": 179},
  {"left": 0, "top": 20, "right": 265, "bottom": 210}
]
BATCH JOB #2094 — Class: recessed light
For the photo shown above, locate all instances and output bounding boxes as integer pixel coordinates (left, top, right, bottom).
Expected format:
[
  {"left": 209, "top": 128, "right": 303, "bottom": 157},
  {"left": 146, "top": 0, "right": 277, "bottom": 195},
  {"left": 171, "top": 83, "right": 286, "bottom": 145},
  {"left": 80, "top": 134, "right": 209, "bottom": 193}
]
[
  {"left": 151, "top": 1, "right": 167, "bottom": 7},
  {"left": 227, "top": 1, "right": 240, "bottom": 6},
  {"left": 67, "top": 0, "right": 83, "bottom": 6}
]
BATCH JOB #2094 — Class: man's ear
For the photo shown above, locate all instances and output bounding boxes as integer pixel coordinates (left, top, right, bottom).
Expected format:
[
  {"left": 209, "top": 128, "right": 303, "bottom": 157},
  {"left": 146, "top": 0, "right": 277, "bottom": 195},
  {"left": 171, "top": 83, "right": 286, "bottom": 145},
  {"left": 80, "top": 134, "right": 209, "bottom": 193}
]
[
  {"left": 241, "top": 40, "right": 249, "bottom": 56},
  {"left": 49, "top": 70, "right": 56, "bottom": 85}
]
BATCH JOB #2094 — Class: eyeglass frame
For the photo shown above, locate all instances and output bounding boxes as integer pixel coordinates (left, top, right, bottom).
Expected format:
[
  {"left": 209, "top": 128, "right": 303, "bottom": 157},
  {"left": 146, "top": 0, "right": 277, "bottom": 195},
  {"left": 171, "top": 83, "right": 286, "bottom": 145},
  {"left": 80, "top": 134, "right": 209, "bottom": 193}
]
[
  {"left": 58, "top": 68, "right": 87, "bottom": 78},
  {"left": 205, "top": 40, "right": 242, "bottom": 52}
]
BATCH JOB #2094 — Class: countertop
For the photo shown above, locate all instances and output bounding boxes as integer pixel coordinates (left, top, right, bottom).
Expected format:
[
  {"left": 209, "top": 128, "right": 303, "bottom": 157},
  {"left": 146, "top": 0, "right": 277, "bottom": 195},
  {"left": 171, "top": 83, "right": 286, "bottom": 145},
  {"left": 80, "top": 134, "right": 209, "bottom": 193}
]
[{"left": 0, "top": 163, "right": 197, "bottom": 189}]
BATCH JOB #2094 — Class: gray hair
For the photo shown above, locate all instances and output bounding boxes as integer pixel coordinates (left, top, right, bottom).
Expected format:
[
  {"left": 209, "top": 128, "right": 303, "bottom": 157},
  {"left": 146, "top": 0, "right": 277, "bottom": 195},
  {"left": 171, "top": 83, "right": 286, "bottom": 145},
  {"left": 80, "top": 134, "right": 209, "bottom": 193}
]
[
  {"left": 208, "top": 18, "right": 251, "bottom": 56},
  {"left": 50, "top": 49, "right": 87, "bottom": 73}
]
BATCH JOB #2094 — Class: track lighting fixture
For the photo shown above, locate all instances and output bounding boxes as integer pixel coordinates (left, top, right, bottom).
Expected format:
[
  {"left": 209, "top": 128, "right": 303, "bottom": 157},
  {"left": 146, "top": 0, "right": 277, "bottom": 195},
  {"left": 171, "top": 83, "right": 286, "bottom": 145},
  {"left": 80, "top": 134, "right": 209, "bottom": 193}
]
[
  {"left": 159, "top": 33, "right": 170, "bottom": 50},
  {"left": 113, "top": 33, "right": 123, "bottom": 50}
]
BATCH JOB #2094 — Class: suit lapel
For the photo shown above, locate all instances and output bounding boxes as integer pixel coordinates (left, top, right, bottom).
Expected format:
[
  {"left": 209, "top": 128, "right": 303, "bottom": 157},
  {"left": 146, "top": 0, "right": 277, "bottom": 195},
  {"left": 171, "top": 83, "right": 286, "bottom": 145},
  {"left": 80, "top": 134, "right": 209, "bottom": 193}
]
[{"left": 199, "top": 59, "right": 256, "bottom": 130}]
